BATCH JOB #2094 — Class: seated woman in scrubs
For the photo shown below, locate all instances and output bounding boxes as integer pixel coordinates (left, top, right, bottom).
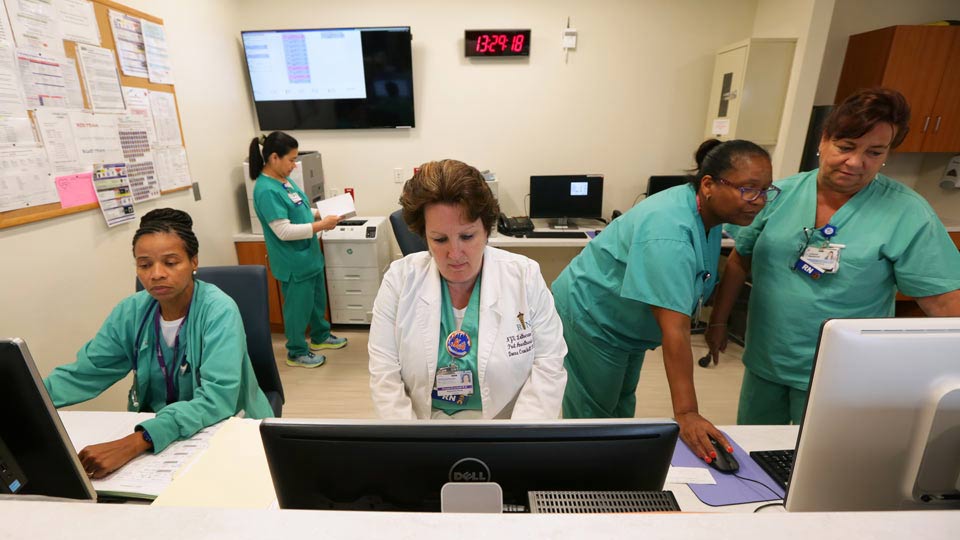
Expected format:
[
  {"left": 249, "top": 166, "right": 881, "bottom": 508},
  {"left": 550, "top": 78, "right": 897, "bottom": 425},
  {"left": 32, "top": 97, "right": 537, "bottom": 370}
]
[
  {"left": 44, "top": 209, "right": 274, "bottom": 478},
  {"left": 368, "top": 159, "right": 568, "bottom": 419},
  {"left": 707, "top": 88, "right": 960, "bottom": 425},
  {"left": 553, "top": 139, "right": 774, "bottom": 462}
]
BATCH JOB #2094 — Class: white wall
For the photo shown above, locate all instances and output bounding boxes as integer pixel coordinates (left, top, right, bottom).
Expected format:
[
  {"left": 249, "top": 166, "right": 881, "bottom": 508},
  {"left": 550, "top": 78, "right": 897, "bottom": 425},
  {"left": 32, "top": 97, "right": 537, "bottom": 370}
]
[
  {"left": 5, "top": 0, "right": 843, "bottom": 411},
  {"left": 233, "top": 0, "right": 761, "bottom": 221},
  {"left": 814, "top": 0, "right": 960, "bottom": 220},
  {"left": 750, "top": 0, "right": 834, "bottom": 179},
  {"left": 0, "top": 0, "right": 256, "bottom": 410}
]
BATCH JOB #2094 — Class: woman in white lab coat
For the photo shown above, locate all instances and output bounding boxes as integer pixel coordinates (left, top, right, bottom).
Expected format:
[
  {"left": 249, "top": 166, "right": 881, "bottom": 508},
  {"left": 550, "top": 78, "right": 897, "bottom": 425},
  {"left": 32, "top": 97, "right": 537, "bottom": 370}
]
[{"left": 369, "top": 159, "right": 568, "bottom": 419}]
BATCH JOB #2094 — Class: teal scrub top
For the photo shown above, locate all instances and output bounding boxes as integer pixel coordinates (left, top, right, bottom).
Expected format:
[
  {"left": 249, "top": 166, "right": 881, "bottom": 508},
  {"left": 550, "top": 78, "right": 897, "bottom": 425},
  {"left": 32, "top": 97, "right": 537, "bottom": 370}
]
[
  {"left": 552, "top": 184, "right": 721, "bottom": 351},
  {"left": 734, "top": 169, "right": 960, "bottom": 390},
  {"left": 432, "top": 277, "right": 483, "bottom": 414},
  {"left": 44, "top": 280, "right": 275, "bottom": 452},
  {"left": 145, "top": 333, "right": 184, "bottom": 414},
  {"left": 252, "top": 174, "right": 323, "bottom": 282}
]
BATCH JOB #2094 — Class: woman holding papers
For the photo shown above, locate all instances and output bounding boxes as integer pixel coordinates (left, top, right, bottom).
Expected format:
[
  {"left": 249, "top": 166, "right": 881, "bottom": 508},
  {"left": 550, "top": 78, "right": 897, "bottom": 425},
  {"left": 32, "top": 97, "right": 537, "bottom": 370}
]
[
  {"left": 249, "top": 131, "right": 347, "bottom": 368},
  {"left": 553, "top": 139, "right": 774, "bottom": 463},
  {"left": 706, "top": 88, "right": 960, "bottom": 425},
  {"left": 44, "top": 209, "right": 273, "bottom": 478},
  {"left": 368, "top": 159, "right": 567, "bottom": 419}
]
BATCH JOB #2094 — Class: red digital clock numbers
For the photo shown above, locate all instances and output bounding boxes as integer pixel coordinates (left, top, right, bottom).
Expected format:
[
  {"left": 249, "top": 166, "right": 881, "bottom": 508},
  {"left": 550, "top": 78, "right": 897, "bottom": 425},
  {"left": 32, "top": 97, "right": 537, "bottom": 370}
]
[{"left": 465, "top": 30, "right": 531, "bottom": 57}]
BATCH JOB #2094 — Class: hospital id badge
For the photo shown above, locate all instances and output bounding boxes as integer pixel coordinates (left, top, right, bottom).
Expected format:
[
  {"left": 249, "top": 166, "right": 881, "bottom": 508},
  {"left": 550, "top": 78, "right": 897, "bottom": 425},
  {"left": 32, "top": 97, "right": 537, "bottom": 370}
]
[
  {"left": 435, "top": 366, "right": 474, "bottom": 397},
  {"left": 287, "top": 191, "right": 304, "bottom": 205},
  {"left": 802, "top": 244, "right": 843, "bottom": 273}
]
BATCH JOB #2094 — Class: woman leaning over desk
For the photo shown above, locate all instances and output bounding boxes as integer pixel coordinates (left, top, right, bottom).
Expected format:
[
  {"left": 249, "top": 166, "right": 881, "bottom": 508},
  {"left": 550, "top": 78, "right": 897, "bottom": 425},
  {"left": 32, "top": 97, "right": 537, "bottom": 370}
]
[
  {"left": 44, "top": 209, "right": 273, "bottom": 478},
  {"left": 553, "top": 139, "right": 774, "bottom": 462},
  {"left": 368, "top": 159, "right": 568, "bottom": 420},
  {"left": 249, "top": 131, "right": 347, "bottom": 368},
  {"left": 707, "top": 88, "right": 960, "bottom": 425}
]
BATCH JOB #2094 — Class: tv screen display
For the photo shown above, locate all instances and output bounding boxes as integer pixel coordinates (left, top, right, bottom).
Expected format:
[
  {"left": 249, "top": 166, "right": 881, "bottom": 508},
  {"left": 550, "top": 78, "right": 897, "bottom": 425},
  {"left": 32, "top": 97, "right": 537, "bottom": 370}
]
[{"left": 241, "top": 27, "right": 415, "bottom": 130}]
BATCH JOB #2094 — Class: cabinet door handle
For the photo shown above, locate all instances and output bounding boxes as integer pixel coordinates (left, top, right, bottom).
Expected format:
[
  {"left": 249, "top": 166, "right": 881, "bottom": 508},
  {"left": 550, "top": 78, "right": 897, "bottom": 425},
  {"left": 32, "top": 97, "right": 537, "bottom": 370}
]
[
  {"left": 922, "top": 116, "right": 931, "bottom": 133},
  {"left": 934, "top": 116, "right": 942, "bottom": 133},
  {"left": 343, "top": 274, "right": 362, "bottom": 280}
]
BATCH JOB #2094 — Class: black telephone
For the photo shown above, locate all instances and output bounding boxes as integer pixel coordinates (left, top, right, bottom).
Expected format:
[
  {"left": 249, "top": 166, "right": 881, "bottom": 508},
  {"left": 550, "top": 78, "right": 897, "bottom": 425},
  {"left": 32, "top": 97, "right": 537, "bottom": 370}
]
[{"left": 497, "top": 213, "right": 534, "bottom": 236}]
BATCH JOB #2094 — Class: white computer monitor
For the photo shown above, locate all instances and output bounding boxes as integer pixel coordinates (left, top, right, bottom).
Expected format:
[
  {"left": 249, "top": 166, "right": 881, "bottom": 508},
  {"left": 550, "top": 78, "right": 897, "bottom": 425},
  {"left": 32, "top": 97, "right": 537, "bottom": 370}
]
[{"left": 785, "top": 318, "right": 960, "bottom": 512}]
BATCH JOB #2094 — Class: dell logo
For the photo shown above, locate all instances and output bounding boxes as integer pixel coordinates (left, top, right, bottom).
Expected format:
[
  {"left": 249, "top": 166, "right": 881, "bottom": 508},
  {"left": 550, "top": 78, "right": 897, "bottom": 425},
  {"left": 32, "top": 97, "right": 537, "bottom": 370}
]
[{"left": 449, "top": 457, "right": 491, "bottom": 483}]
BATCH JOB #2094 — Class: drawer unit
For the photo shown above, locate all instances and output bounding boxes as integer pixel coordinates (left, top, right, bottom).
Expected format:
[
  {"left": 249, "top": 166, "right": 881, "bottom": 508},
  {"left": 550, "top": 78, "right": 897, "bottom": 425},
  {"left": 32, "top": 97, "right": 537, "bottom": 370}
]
[{"left": 321, "top": 216, "right": 390, "bottom": 325}]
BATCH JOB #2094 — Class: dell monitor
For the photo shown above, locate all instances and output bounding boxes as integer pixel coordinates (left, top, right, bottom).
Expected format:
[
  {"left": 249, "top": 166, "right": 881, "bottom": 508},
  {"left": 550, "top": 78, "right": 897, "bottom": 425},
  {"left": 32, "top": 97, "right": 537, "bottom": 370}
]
[
  {"left": 241, "top": 27, "right": 415, "bottom": 130},
  {"left": 0, "top": 338, "right": 96, "bottom": 501},
  {"left": 784, "top": 318, "right": 960, "bottom": 512},
  {"left": 529, "top": 175, "right": 603, "bottom": 229},
  {"left": 260, "top": 418, "right": 678, "bottom": 512}
]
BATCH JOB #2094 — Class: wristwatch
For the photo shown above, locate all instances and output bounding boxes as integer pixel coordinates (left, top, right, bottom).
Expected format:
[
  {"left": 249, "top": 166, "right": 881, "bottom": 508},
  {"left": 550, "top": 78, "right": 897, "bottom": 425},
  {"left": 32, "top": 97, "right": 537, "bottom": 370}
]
[{"left": 135, "top": 426, "right": 153, "bottom": 446}]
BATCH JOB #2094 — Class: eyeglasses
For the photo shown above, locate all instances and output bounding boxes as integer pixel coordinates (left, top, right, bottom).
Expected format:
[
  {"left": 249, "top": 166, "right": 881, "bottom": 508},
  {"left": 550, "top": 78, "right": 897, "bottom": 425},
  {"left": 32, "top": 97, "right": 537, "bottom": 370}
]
[{"left": 714, "top": 177, "right": 782, "bottom": 202}]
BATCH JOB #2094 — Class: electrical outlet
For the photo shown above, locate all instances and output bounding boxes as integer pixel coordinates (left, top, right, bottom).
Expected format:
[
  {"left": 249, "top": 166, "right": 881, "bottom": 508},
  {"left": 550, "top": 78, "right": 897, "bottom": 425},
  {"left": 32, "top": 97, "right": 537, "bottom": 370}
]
[{"left": 393, "top": 167, "right": 404, "bottom": 184}]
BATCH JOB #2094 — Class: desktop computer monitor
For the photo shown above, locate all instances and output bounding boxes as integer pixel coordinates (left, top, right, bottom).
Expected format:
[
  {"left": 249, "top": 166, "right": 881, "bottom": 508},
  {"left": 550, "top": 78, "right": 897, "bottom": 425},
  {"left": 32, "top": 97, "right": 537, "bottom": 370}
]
[
  {"left": 529, "top": 175, "right": 603, "bottom": 228},
  {"left": 645, "top": 175, "right": 688, "bottom": 197},
  {"left": 0, "top": 338, "right": 96, "bottom": 500},
  {"left": 784, "top": 318, "right": 960, "bottom": 512},
  {"left": 260, "top": 418, "right": 678, "bottom": 511}
]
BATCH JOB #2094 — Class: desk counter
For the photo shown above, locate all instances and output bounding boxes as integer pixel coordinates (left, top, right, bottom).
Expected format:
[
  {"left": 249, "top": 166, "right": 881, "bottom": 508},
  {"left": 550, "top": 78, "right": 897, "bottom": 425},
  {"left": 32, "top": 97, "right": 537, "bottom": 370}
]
[{"left": 2, "top": 501, "right": 956, "bottom": 539}]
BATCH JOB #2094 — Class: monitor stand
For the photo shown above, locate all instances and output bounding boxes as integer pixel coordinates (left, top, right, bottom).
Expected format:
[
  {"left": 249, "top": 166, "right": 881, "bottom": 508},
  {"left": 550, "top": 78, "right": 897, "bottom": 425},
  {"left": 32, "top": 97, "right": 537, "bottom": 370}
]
[{"left": 550, "top": 217, "right": 578, "bottom": 230}]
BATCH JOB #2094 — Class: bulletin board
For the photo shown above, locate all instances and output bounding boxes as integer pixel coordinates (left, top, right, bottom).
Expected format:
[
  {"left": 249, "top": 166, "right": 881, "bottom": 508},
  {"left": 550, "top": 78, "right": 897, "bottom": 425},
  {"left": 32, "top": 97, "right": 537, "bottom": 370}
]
[{"left": 0, "top": 0, "right": 190, "bottom": 230}]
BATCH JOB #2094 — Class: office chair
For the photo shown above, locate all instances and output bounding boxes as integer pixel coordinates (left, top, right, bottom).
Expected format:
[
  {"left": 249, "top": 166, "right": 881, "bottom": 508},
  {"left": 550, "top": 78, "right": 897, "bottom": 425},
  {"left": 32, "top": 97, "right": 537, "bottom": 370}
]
[
  {"left": 389, "top": 209, "right": 428, "bottom": 256},
  {"left": 136, "top": 265, "right": 285, "bottom": 416}
]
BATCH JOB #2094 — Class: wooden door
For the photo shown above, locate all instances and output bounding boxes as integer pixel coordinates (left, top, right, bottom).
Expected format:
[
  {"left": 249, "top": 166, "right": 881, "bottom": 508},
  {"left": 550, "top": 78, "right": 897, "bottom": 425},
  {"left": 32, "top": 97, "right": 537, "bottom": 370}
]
[
  {"left": 880, "top": 27, "right": 953, "bottom": 152},
  {"left": 922, "top": 28, "right": 960, "bottom": 152}
]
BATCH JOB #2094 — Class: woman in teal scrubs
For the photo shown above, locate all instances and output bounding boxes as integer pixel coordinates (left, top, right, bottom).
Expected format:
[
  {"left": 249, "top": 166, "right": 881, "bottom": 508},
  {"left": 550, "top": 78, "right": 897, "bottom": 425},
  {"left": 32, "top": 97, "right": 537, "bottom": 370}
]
[
  {"left": 707, "top": 88, "right": 960, "bottom": 425},
  {"left": 249, "top": 132, "right": 346, "bottom": 367},
  {"left": 44, "top": 209, "right": 273, "bottom": 478},
  {"left": 553, "top": 139, "right": 774, "bottom": 461}
]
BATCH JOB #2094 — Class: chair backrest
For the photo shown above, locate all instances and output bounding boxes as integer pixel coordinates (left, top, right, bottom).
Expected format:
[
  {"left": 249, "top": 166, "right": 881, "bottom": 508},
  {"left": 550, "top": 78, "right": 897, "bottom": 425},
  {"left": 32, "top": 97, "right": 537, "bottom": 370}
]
[
  {"left": 389, "top": 209, "right": 428, "bottom": 256},
  {"left": 135, "top": 266, "right": 284, "bottom": 409}
]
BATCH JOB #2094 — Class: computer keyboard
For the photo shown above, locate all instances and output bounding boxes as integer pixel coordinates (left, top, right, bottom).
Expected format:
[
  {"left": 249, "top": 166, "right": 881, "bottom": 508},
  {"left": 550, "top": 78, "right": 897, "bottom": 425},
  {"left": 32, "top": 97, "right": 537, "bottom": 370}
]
[
  {"left": 524, "top": 231, "right": 588, "bottom": 239},
  {"left": 749, "top": 449, "right": 795, "bottom": 490}
]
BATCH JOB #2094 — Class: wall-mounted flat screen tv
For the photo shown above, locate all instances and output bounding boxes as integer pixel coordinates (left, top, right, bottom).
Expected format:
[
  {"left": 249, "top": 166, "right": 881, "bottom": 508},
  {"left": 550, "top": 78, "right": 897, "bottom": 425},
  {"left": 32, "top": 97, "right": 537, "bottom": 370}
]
[{"left": 241, "top": 26, "right": 414, "bottom": 130}]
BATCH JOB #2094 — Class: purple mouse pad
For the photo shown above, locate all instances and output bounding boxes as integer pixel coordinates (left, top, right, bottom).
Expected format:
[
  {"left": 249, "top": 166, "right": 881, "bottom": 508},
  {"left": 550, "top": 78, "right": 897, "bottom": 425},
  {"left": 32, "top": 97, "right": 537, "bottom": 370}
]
[{"left": 671, "top": 431, "right": 786, "bottom": 506}]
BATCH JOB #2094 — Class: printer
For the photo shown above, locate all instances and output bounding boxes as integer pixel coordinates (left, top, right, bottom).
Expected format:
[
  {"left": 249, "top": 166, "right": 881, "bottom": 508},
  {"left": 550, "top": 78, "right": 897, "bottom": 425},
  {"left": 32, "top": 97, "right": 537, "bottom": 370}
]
[{"left": 321, "top": 216, "right": 391, "bottom": 324}]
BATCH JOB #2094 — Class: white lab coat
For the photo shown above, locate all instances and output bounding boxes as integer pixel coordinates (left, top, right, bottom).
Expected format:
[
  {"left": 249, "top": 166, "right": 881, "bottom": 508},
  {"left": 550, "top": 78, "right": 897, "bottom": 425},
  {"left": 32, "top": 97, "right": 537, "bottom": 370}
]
[{"left": 368, "top": 246, "right": 568, "bottom": 420}]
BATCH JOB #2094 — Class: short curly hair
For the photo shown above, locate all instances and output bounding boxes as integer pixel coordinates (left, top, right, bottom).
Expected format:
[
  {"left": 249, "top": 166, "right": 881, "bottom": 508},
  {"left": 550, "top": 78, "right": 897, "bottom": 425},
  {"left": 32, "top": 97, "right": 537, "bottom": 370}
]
[
  {"left": 824, "top": 87, "right": 911, "bottom": 149},
  {"left": 399, "top": 159, "right": 500, "bottom": 237}
]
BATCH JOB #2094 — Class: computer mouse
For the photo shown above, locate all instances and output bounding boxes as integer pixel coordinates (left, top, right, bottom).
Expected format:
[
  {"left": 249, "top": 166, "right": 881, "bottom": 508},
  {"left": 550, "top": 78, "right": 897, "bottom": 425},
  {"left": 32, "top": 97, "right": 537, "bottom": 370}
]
[{"left": 707, "top": 438, "right": 739, "bottom": 473}]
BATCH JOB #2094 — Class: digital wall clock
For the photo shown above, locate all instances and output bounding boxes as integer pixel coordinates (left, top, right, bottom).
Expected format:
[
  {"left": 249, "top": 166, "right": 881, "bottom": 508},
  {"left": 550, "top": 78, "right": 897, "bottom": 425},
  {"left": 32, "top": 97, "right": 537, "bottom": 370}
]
[{"left": 465, "top": 29, "right": 531, "bottom": 57}]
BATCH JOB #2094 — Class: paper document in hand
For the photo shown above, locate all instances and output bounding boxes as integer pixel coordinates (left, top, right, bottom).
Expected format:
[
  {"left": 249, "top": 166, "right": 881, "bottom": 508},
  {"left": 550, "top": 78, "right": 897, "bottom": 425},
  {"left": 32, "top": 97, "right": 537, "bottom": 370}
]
[{"left": 316, "top": 193, "right": 356, "bottom": 219}]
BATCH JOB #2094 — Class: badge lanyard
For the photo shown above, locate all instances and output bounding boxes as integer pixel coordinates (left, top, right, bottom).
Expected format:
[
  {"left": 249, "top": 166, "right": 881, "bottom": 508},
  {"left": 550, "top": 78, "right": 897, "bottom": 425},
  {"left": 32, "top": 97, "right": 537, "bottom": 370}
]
[
  {"left": 154, "top": 305, "right": 190, "bottom": 405},
  {"left": 793, "top": 223, "right": 839, "bottom": 279},
  {"left": 434, "top": 275, "right": 481, "bottom": 403},
  {"left": 284, "top": 182, "right": 304, "bottom": 206}
]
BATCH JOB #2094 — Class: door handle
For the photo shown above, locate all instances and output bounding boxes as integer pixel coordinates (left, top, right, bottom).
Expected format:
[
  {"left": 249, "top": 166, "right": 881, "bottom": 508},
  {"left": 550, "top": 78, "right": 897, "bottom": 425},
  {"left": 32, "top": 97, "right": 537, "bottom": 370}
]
[
  {"left": 922, "top": 116, "right": 930, "bottom": 133},
  {"left": 934, "top": 116, "right": 942, "bottom": 133}
]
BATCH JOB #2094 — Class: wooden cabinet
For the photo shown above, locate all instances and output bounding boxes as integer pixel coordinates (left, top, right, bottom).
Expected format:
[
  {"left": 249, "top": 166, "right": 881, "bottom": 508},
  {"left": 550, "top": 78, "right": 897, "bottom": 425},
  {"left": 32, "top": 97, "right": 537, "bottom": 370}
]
[
  {"left": 235, "top": 241, "right": 285, "bottom": 332},
  {"left": 234, "top": 239, "right": 332, "bottom": 333},
  {"left": 835, "top": 25, "right": 960, "bottom": 152}
]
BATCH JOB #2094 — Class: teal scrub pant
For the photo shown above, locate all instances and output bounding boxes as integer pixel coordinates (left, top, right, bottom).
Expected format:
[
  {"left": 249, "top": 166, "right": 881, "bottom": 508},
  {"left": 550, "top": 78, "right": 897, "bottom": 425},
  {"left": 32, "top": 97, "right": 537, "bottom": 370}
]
[
  {"left": 737, "top": 368, "right": 807, "bottom": 425},
  {"left": 557, "top": 300, "right": 646, "bottom": 418},
  {"left": 279, "top": 271, "right": 331, "bottom": 357}
]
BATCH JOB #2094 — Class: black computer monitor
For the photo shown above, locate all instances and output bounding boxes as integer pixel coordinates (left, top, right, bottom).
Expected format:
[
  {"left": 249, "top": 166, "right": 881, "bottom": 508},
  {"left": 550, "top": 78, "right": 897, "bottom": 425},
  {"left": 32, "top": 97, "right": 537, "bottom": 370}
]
[
  {"left": 784, "top": 318, "right": 960, "bottom": 512},
  {"left": 0, "top": 339, "right": 96, "bottom": 500},
  {"left": 645, "top": 175, "right": 688, "bottom": 197},
  {"left": 529, "top": 175, "right": 603, "bottom": 228},
  {"left": 260, "top": 419, "right": 678, "bottom": 512}
]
